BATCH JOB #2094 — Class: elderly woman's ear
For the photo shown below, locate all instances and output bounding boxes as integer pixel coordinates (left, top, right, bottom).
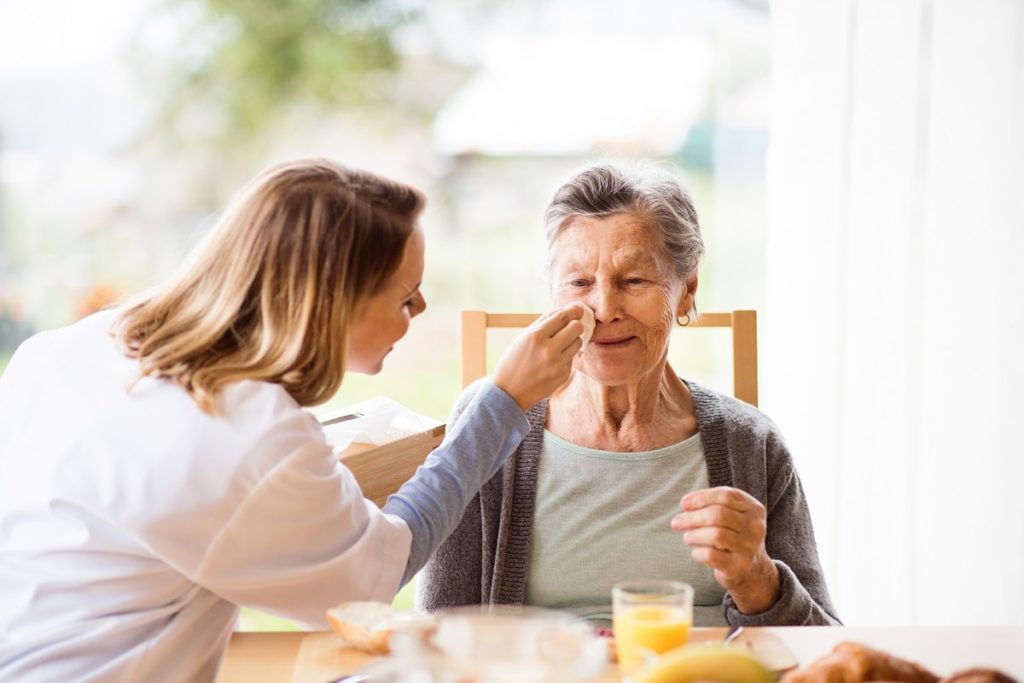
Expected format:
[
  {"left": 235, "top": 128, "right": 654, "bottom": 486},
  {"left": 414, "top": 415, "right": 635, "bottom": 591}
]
[{"left": 677, "top": 273, "right": 699, "bottom": 323}]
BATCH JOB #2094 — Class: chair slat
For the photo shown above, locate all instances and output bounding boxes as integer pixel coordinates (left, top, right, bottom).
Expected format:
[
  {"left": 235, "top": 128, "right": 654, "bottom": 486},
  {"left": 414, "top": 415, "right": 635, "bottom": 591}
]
[{"left": 462, "top": 309, "right": 759, "bottom": 407}]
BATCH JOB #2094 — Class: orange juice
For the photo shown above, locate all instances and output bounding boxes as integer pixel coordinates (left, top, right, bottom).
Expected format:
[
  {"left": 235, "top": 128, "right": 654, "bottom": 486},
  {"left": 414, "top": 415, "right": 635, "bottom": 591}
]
[{"left": 613, "top": 604, "right": 692, "bottom": 672}]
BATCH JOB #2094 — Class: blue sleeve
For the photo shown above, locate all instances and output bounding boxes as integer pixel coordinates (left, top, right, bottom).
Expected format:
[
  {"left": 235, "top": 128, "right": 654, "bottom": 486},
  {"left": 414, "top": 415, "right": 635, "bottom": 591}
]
[{"left": 382, "top": 380, "right": 530, "bottom": 586}]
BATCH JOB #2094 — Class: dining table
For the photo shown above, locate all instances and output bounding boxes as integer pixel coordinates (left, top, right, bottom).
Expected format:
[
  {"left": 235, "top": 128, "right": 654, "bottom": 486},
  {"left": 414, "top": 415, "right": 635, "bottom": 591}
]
[{"left": 216, "top": 624, "right": 1024, "bottom": 683}]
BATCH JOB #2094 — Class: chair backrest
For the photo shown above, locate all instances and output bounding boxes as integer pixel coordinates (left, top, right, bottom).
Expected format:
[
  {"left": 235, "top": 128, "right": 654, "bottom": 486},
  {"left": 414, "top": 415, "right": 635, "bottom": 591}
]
[{"left": 461, "top": 309, "right": 758, "bottom": 406}]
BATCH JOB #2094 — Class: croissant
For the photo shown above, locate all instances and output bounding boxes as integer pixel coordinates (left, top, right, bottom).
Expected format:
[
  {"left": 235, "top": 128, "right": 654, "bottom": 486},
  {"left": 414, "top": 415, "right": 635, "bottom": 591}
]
[
  {"left": 941, "top": 668, "right": 1018, "bottom": 683},
  {"left": 781, "top": 641, "right": 939, "bottom": 683}
]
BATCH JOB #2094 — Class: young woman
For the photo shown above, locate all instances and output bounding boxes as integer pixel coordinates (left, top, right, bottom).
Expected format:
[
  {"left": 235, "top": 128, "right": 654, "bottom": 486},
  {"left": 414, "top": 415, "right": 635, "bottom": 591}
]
[{"left": 0, "top": 159, "right": 584, "bottom": 682}]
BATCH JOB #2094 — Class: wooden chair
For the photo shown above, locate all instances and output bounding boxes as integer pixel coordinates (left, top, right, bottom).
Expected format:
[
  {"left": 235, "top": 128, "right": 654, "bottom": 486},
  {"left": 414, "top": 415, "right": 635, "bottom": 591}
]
[{"left": 461, "top": 310, "right": 759, "bottom": 406}]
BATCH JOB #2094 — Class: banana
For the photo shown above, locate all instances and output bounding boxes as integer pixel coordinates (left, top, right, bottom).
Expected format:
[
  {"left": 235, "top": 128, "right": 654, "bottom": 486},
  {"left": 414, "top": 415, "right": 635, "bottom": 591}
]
[{"left": 628, "top": 643, "right": 775, "bottom": 683}]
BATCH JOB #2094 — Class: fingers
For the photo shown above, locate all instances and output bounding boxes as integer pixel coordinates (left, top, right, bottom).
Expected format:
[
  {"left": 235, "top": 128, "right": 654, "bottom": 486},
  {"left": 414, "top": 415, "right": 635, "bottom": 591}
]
[
  {"left": 685, "top": 528, "right": 758, "bottom": 585},
  {"left": 530, "top": 304, "right": 585, "bottom": 355},
  {"left": 492, "top": 305, "right": 586, "bottom": 411},
  {"left": 534, "top": 303, "right": 585, "bottom": 337},
  {"left": 678, "top": 525, "right": 746, "bottom": 552},
  {"left": 671, "top": 486, "right": 767, "bottom": 569},
  {"left": 551, "top": 319, "right": 585, "bottom": 353},
  {"left": 672, "top": 488, "right": 779, "bottom": 606},
  {"left": 558, "top": 334, "right": 584, "bottom": 358},
  {"left": 670, "top": 505, "right": 752, "bottom": 535},
  {"left": 673, "top": 487, "right": 766, "bottom": 540},
  {"left": 681, "top": 486, "right": 761, "bottom": 513},
  {"left": 689, "top": 545, "right": 735, "bottom": 570}
]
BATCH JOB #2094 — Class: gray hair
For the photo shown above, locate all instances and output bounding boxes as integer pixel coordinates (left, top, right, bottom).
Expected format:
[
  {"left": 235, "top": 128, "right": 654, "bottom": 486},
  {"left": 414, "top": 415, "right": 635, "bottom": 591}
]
[{"left": 544, "top": 163, "right": 705, "bottom": 288}]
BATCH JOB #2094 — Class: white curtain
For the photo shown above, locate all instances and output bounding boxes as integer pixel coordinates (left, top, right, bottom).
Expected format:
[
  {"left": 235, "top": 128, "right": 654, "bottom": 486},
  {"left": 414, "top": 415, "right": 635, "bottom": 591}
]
[{"left": 764, "top": 0, "right": 1024, "bottom": 625}]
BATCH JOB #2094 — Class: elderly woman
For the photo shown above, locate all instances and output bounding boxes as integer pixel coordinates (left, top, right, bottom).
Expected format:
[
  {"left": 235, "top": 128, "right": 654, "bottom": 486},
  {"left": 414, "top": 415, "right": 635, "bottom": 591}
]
[{"left": 418, "top": 163, "right": 839, "bottom": 627}]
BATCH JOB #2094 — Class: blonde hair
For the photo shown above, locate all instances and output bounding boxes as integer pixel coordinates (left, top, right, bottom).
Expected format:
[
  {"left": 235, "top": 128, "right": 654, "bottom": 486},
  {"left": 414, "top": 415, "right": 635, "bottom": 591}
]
[{"left": 112, "top": 158, "right": 425, "bottom": 413}]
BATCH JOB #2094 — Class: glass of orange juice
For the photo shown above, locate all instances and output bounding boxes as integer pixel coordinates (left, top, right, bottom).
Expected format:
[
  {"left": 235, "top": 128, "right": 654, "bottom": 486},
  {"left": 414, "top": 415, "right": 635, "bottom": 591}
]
[{"left": 612, "top": 580, "right": 694, "bottom": 673}]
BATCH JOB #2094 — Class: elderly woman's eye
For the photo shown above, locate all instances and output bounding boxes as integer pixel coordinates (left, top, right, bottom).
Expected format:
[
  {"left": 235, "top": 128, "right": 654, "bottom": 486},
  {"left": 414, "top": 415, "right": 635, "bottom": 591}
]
[
  {"left": 625, "top": 277, "right": 646, "bottom": 285},
  {"left": 569, "top": 279, "right": 590, "bottom": 288}
]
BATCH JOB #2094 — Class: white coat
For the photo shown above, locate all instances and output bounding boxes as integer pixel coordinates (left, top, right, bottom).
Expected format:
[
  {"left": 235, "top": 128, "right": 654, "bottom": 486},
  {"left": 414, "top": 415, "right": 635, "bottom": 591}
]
[{"left": 0, "top": 310, "right": 411, "bottom": 682}]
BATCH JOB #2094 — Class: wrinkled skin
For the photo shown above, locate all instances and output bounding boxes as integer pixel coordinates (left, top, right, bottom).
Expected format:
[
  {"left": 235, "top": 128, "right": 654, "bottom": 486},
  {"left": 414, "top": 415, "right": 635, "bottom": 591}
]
[{"left": 546, "top": 213, "right": 696, "bottom": 450}]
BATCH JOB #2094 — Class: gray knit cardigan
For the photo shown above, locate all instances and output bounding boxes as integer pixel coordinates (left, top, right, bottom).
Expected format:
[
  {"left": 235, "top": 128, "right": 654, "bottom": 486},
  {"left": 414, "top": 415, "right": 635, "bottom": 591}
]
[{"left": 418, "top": 380, "right": 841, "bottom": 626}]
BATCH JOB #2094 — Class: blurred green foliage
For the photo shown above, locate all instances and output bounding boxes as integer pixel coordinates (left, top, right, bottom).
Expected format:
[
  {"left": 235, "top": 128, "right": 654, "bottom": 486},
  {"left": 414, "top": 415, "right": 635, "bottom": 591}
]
[{"left": 161, "top": 0, "right": 422, "bottom": 138}]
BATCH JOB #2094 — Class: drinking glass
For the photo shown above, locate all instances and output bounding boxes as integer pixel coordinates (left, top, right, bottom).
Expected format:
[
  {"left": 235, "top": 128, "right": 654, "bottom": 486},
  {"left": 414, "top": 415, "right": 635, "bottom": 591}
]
[
  {"left": 612, "top": 579, "right": 694, "bottom": 673},
  {"left": 431, "top": 605, "right": 606, "bottom": 682}
]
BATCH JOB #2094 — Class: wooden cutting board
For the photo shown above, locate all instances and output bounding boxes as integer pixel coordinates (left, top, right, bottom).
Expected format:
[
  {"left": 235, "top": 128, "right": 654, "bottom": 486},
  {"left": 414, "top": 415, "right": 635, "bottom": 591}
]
[
  {"left": 290, "top": 632, "right": 376, "bottom": 683},
  {"left": 291, "top": 628, "right": 798, "bottom": 683}
]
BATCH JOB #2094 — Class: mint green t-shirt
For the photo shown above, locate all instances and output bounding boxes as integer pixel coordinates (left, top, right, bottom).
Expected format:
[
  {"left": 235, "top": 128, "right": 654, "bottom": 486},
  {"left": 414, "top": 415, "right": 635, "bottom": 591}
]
[{"left": 524, "top": 430, "right": 727, "bottom": 626}]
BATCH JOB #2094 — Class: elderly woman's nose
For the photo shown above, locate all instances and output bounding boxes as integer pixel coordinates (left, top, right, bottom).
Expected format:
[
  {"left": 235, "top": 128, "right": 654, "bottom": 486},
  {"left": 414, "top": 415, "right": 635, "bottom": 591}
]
[{"left": 588, "top": 283, "right": 620, "bottom": 321}]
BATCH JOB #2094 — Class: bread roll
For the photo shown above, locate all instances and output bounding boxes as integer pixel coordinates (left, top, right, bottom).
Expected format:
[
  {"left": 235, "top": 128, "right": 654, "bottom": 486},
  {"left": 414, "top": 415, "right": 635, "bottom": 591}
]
[{"left": 326, "top": 602, "right": 435, "bottom": 655}]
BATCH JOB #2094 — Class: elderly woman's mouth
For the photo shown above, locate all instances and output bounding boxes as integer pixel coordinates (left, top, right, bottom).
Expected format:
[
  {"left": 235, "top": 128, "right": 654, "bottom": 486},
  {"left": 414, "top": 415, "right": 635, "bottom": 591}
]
[{"left": 591, "top": 336, "right": 636, "bottom": 348}]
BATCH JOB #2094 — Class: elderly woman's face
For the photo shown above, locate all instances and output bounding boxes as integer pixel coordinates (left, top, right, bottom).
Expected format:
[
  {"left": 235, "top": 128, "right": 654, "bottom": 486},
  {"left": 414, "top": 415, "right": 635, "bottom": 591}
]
[{"left": 551, "top": 213, "right": 690, "bottom": 386}]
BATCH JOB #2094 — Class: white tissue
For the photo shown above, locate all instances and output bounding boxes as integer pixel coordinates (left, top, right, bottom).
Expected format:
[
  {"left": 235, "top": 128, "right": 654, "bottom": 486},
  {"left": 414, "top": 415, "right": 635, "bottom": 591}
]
[
  {"left": 318, "top": 397, "right": 442, "bottom": 455},
  {"left": 579, "top": 304, "right": 596, "bottom": 351}
]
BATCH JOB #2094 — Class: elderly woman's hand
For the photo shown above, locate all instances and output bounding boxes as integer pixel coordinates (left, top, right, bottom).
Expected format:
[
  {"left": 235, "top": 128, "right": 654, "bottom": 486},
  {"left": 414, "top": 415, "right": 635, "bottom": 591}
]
[
  {"left": 492, "top": 304, "right": 585, "bottom": 412},
  {"left": 671, "top": 486, "right": 781, "bottom": 614}
]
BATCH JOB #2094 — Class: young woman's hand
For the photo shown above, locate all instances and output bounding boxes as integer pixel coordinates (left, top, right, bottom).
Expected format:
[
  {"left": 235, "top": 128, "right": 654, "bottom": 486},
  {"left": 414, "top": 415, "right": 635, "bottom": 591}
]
[
  {"left": 493, "top": 304, "right": 586, "bottom": 411},
  {"left": 671, "top": 486, "right": 782, "bottom": 614}
]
